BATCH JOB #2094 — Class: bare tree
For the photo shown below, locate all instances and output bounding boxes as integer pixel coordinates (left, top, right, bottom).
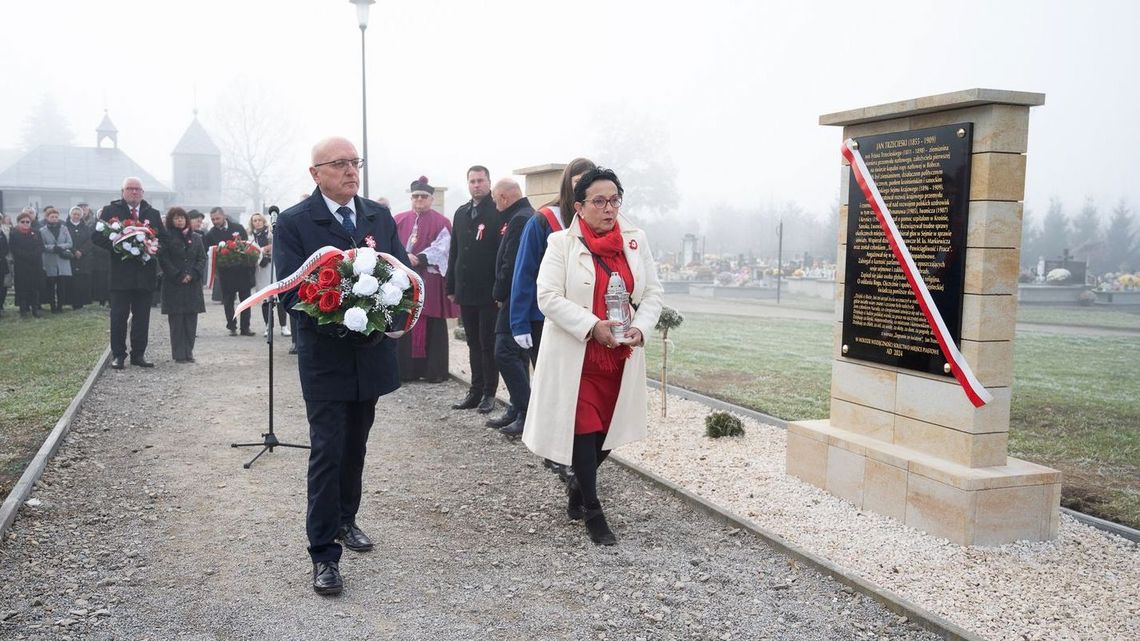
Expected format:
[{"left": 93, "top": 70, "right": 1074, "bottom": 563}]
[
  {"left": 21, "top": 93, "right": 75, "bottom": 149},
  {"left": 589, "top": 106, "right": 680, "bottom": 222},
  {"left": 209, "top": 78, "right": 298, "bottom": 213}
]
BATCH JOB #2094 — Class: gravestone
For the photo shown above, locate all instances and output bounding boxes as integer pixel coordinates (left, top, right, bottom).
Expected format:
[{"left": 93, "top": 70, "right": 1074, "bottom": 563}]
[{"left": 787, "top": 89, "right": 1061, "bottom": 545}]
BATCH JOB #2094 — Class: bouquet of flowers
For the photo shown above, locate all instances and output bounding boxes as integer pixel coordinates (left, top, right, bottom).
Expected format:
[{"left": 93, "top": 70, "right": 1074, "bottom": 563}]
[
  {"left": 214, "top": 232, "right": 261, "bottom": 269},
  {"left": 292, "top": 245, "right": 419, "bottom": 336},
  {"left": 94, "top": 216, "right": 159, "bottom": 263}
]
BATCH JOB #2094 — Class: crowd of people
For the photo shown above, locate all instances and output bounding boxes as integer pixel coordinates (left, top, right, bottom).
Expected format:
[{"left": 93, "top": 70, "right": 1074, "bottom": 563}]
[
  {"left": 0, "top": 203, "right": 109, "bottom": 317},
  {"left": 3, "top": 140, "right": 665, "bottom": 597}
]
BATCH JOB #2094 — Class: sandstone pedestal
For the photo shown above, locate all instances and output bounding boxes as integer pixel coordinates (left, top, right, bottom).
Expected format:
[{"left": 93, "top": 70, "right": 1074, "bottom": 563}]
[
  {"left": 787, "top": 89, "right": 1060, "bottom": 545},
  {"left": 516, "top": 163, "right": 566, "bottom": 208}
]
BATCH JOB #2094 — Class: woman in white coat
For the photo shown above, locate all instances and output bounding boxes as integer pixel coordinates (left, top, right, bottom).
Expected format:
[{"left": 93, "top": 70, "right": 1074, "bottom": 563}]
[{"left": 522, "top": 168, "right": 663, "bottom": 545}]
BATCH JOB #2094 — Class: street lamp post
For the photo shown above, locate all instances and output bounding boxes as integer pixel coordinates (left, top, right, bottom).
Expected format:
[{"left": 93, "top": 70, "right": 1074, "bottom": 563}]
[{"left": 350, "top": 0, "right": 375, "bottom": 199}]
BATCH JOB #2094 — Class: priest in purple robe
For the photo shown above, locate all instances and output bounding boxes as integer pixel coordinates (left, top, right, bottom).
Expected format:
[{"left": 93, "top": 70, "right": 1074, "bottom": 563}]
[{"left": 395, "top": 176, "right": 459, "bottom": 382}]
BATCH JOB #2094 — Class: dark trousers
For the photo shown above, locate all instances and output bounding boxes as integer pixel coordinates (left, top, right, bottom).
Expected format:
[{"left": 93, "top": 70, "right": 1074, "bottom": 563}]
[
  {"left": 167, "top": 313, "right": 198, "bottom": 361},
  {"left": 529, "top": 320, "right": 544, "bottom": 366},
  {"left": 305, "top": 398, "right": 377, "bottom": 563},
  {"left": 494, "top": 332, "right": 530, "bottom": 413},
  {"left": 110, "top": 289, "right": 152, "bottom": 360},
  {"left": 0, "top": 285, "right": 6, "bottom": 311},
  {"left": 222, "top": 283, "right": 252, "bottom": 331},
  {"left": 397, "top": 317, "right": 450, "bottom": 382},
  {"left": 261, "top": 300, "right": 287, "bottom": 328},
  {"left": 572, "top": 433, "right": 611, "bottom": 508},
  {"left": 46, "top": 276, "right": 69, "bottom": 311},
  {"left": 460, "top": 303, "right": 499, "bottom": 396},
  {"left": 16, "top": 283, "right": 40, "bottom": 311}
]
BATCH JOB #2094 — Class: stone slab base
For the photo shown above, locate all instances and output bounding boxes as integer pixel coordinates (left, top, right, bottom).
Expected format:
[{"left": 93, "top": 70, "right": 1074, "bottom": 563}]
[{"left": 787, "top": 419, "right": 1061, "bottom": 546}]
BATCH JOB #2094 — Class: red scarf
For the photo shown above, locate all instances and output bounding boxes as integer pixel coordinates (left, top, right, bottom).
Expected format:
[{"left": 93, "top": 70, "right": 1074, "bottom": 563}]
[{"left": 578, "top": 218, "right": 634, "bottom": 371}]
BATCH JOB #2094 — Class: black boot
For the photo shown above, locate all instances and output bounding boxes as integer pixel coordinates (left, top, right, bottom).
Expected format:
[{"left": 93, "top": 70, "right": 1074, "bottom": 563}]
[
  {"left": 485, "top": 408, "right": 518, "bottom": 428},
  {"left": 583, "top": 505, "right": 616, "bottom": 546},
  {"left": 452, "top": 390, "right": 481, "bottom": 410},
  {"left": 566, "top": 476, "right": 585, "bottom": 521}
]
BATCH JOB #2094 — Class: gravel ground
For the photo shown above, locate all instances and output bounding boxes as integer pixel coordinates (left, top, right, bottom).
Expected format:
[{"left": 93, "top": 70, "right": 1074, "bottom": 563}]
[
  {"left": 0, "top": 305, "right": 939, "bottom": 640},
  {"left": 450, "top": 337, "right": 1140, "bottom": 641}
]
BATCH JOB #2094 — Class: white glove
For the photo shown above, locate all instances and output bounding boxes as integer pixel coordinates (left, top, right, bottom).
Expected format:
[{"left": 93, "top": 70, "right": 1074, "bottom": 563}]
[{"left": 514, "top": 334, "right": 533, "bottom": 350}]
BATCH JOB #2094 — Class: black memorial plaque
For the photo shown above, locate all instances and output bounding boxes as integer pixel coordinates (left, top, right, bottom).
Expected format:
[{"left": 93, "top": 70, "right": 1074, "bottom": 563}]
[{"left": 841, "top": 123, "right": 973, "bottom": 376}]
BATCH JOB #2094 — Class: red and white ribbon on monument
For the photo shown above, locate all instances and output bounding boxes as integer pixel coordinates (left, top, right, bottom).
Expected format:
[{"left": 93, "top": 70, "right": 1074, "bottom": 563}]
[
  {"left": 233, "top": 246, "right": 425, "bottom": 339},
  {"left": 841, "top": 139, "right": 992, "bottom": 408}
]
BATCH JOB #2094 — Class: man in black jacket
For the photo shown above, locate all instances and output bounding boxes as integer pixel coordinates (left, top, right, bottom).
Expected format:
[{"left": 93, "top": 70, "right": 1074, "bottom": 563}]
[
  {"left": 92, "top": 177, "right": 168, "bottom": 369},
  {"left": 445, "top": 165, "right": 502, "bottom": 413},
  {"left": 204, "top": 207, "right": 254, "bottom": 336},
  {"left": 487, "top": 178, "right": 534, "bottom": 435},
  {"left": 275, "top": 136, "right": 410, "bottom": 596}
]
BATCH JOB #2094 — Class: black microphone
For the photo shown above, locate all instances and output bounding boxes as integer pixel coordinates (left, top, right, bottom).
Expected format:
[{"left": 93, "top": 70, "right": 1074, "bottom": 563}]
[{"left": 267, "top": 205, "right": 280, "bottom": 226}]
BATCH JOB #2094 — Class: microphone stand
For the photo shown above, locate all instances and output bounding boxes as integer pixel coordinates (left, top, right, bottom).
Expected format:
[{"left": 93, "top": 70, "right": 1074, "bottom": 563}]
[{"left": 231, "top": 206, "right": 310, "bottom": 468}]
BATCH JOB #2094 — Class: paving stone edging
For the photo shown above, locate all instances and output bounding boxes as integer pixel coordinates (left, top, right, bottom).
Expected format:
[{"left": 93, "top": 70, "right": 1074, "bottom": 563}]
[
  {"left": 454, "top": 371, "right": 984, "bottom": 641},
  {"left": 0, "top": 346, "right": 111, "bottom": 540}
]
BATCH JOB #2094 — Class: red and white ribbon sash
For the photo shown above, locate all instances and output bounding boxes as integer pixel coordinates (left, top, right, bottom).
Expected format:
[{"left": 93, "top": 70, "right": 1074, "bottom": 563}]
[
  {"left": 234, "top": 246, "right": 424, "bottom": 338},
  {"left": 842, "top": 139, "right": 992, "bottom": 408}
]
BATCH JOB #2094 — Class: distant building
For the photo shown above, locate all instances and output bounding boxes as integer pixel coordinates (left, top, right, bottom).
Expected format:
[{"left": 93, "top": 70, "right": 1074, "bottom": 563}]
[{"left": 0, "top": 110, "right": 242, "bottom": 220}]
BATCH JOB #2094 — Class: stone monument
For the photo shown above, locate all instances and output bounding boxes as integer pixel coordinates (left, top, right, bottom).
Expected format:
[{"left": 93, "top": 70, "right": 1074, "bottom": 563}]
[
  {"left": 516, "top": 163, "right": 566, "bottom": 208},
  {"left": 786, "top": 89, "right": 1061, "bottom": 545}
]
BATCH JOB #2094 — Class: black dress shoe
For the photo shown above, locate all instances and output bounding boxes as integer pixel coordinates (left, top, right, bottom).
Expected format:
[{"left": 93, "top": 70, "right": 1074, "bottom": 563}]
[
  {"left": 336, "top": 522, "right": 374, "bottom": 552},
  {"left": 111, "top": 357, "right": 126, "bottom": 370},
  {"left": 485, "top": 409, "right": 518, "bottom": 429},
  {"left": 130, "top": 358, "right": 155, "bottom": 368},
  {"left": 451, "top": 390, "right": 481, "bottom": 410},
  {"left": 288, "top": 345, "right": 298, "bottom": 355},
  {"left": 229, "top": 328, "right": 238, "bottom": 336},
  {"left": 240, "top": 329, "right": 256, "bottom": 336},
  {"left": 312, "top": 561, "right": 343, "bottom": 595},
  {"left": 583, "top": 507, "right": 617, "bottom": 546},
  {"left": 499, "top": 414, "right": 526, "bottom": 438},
  {"left": 476, "top": 395, "right": 496, "bottom": 414}
]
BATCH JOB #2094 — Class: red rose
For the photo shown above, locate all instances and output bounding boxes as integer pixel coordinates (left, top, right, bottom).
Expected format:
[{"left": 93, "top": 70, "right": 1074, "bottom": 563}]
[
  {"left": 318, "top": 290, "right": 342, "bottom": 313},
  {"left": 317, "top": 267, "right": 341, "bottom": 289},
  {"left": 220, "top": 248, "right": 229, "bottom": 255},
  {"left": 317, "top": 254, "right": 343, "bottom": 270},
  {"left": 299, "top": 282, "right": 319, "bottom": 303}
]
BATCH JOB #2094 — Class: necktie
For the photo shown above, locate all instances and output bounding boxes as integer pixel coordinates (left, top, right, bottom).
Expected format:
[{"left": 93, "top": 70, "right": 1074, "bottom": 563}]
[
  {"left": 130, "top": 207, "right": 138, "bottom": 220},
  {"left": 337, "top": 206, "right": 356, "bottom": 236}
]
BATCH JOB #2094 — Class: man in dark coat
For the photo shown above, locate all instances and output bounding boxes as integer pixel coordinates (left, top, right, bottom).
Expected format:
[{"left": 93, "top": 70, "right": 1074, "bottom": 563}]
[
  {"left": 486, "top": 178, "right": 535, "bottom": 435},
  {"left": 275, "top": 136, "right": 410, "bottom": 597},
  {"left": 445, "top": 165, "right": 502, "bottom": 413},
  {"left": 91, "top": 177, "right": 167, "bottom": 369},
  {"left": 0, "top": 221, "right": 9, "bottom": 318},
  {"left": 204, "top": 207, "right": 254, "bottom": 336}
]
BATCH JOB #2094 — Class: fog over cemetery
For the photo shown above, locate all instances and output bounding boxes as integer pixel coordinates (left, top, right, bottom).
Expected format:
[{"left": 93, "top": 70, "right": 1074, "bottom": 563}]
[{"left": 0, "top": 1, "right": 1137, "bottom": 640}]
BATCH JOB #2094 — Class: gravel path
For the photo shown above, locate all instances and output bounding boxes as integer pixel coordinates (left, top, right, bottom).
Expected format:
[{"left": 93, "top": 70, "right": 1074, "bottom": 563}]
[
  {"left": 0, "top": 304, "right": 939, "bottom": 641},
  {"left": 449, "top": 337, "right": 1140, "bottom": 641}
]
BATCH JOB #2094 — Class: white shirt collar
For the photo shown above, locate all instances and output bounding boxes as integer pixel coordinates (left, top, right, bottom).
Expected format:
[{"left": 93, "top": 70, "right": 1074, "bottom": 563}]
[{"left": 322, "top": 193, "right": 356, "bottom": 223}]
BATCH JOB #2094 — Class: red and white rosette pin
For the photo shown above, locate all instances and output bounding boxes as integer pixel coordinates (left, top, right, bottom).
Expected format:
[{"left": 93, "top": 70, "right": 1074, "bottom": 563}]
[{"left": 841, "top": 138, "right": 992, "bottom": 408}]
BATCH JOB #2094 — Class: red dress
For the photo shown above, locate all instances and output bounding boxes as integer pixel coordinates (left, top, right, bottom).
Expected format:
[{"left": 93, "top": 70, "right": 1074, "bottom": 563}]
[{"left": 573, "top": 221, "right": 635, "bottom": 436}]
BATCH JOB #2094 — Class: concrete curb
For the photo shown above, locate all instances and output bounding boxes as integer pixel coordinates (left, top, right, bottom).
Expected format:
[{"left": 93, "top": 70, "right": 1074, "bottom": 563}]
[
  {"left": 0, "top": 346, "right": 111, "bottom": 540},
  {"left": 451, "top": 368, "right": 983, "bottom": 641},
  {"left": 608, "top": 452, "right": 984, "bottom": 641},
  {"left": 646, "top": 379, "right": 787, "bottom": 428}
]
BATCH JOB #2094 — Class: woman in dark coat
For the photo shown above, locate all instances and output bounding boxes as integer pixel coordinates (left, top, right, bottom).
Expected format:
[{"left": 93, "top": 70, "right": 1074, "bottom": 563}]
[
  {"left": 10, "top": 211, "right": 45, "bottom": 318},
  {"left": 159, "top": 207, "right": 207, "bottom": 362},
  {"left": 89, "top": 207, "right": 111, "bottom": 306},
  {"left": 64, "top": 206, "right": 93, "bottom": 309}
]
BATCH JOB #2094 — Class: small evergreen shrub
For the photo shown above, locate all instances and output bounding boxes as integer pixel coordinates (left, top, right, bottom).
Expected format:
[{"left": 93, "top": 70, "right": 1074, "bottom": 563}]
[
  {"left": 453, "top": 326, "right": 466, "bottom": 341},
  {"left": 705, "top": 411, "right": 745, "bottom": 438}
]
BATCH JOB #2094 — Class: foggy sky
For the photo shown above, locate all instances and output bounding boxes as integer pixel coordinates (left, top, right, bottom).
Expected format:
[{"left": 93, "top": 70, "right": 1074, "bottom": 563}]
[{"left": 2, "top": 0, "right": 1138, "bottom": 226}]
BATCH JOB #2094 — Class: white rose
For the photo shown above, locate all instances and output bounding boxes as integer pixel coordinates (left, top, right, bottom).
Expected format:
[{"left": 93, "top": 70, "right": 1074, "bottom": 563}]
[
  {"left": 128, "top": 245, "right": 141, "bottom": 255},
  {"left": 388, "top": 268, "right": 411, "bottom": 291},
  {"left": 343, "top": 307, "right": 369, "bottom": 332},
  {"left": 353, "top": 247, "right": 378, "bottom": 275},
  {"left": 109, "top": 232, "right": 121, "bottom": 241},
  {"left": 110, "top": 221, "right": 121, "bottom": 231},
  {"left": 352, "top": 273, "right": 379, "bottom": 296},
  {"left": 218, "top": 241, "right": 226, "bottom": 248},
  {"left": 95, "top": 221, "right": 106, "bottom": 232},
  {"left": 378, "top": 282, "right": 402, "bottom": 306}
]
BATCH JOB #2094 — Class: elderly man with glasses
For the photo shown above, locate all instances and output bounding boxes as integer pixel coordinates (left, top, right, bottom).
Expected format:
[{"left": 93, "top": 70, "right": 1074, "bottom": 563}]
[
  {"left": 393, "top": 176, "right": 458, "bottom": 383},
  {"left": 92, "top": 177, "right": 168, "bottom": 369},
  {"left": 274, "top": 136, "right": 411, "bottom": 596}
]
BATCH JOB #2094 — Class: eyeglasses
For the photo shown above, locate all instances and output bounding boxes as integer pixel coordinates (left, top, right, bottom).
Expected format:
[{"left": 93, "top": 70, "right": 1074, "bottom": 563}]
[
  {"left": 584, "top": 196, "right": 622, "bottom": 210},
  {"left": 314, "top": 158, "right": 365, "bottom": 170},
  {"left": 411, "top": 193, "right": 431, "bottom": 199}
]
